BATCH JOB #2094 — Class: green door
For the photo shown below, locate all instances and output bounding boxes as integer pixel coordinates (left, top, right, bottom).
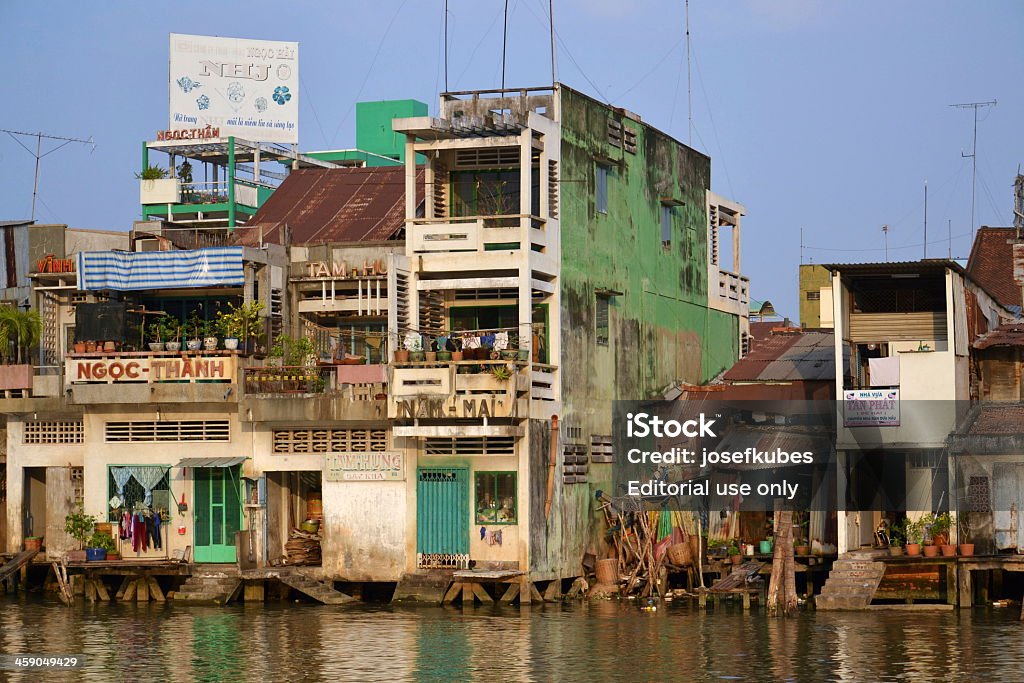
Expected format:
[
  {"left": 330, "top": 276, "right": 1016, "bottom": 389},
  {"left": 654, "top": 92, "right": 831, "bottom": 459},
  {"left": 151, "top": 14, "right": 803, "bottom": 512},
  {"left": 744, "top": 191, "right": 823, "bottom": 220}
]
[
  {"left": 417, "top": 468, "right": 469, "bottom": 567},
  {"left": 194, "top": 466, "right": 242, "bottom": 563}
]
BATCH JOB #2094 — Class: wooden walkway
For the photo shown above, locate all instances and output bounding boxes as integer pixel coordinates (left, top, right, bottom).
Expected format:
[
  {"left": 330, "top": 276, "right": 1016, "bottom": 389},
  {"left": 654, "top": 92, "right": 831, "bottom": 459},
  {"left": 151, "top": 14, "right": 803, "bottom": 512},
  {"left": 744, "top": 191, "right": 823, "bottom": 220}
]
[
  {"left": 441, "top": 570, "right": 551, "bottom": 606},
  {"left": 0, "top": 549, "right": 38, "bottom": 591},
  {"left": 698, "top": 561, "right": 766, "bottom": 610}
]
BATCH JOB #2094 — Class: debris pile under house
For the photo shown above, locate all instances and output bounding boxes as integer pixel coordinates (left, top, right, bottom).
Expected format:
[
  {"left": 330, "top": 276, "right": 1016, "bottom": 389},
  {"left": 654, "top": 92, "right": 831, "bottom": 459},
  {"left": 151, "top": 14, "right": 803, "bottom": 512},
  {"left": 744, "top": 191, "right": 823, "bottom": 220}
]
[{"left": 284, "top": 529, "right": 322, "bottom": 566}]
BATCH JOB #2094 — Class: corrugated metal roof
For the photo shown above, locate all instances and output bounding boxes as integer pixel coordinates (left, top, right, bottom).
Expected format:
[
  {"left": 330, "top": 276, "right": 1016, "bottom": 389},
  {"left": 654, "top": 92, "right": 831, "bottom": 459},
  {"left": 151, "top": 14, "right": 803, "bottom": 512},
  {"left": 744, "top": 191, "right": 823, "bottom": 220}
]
[
  {"left": 174, "top": 456, "right": 247, "bottom": 468},
  {"left": 236, "top": 166, "right": 422, "bottom": 246},
  {"left": 724, "top": 330, "right": 835, "bottom": 382},
  {"left": 974, "top": 322, "right": 1024, "bottom": 349}
]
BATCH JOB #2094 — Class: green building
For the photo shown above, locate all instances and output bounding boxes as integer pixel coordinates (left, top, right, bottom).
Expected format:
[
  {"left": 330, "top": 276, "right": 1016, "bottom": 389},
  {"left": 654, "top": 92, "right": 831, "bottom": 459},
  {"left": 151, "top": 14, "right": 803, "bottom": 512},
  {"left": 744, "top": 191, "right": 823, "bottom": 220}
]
[{"left": 798, "top": 264, "right": 833, "bottom": 328}]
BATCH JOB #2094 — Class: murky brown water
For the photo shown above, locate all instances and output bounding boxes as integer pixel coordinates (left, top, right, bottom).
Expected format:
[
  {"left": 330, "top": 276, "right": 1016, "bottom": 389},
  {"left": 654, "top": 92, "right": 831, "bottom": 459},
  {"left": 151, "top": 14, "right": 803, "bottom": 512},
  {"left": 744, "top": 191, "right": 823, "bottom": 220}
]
[{"left": 1, "top": 595, "right": 1023, "bottom": 682}]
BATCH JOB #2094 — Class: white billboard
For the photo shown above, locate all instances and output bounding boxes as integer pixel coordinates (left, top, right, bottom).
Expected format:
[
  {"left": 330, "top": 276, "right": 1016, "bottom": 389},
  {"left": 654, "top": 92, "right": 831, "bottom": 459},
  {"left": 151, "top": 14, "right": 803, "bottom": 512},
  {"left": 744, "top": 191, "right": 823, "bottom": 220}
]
[{"left": 169, "top": 33, "right": 298, "bottom": 144}]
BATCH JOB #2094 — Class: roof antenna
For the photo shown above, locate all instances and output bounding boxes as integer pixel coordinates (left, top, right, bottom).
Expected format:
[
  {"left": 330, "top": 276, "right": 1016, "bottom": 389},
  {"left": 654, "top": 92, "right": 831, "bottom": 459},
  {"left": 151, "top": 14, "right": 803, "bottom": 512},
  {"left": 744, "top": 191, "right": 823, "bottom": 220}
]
[
  {"left": 949, "top": 99, "right": 996, "bottom": 240},
  {"left": 882, "top": 224, "right": 890, "bottom": 262},
  {"left": 2, "top": 128, "right": 95, "bottom": 220},
  {"left": 686, "top": 0, "right": 692, "bottom": 145},
  {"left": 443, "top": 0, "right": 449, "bottom": 92},
  {"left": 501, "top": 0, "right": 509, "bottom": 90}
]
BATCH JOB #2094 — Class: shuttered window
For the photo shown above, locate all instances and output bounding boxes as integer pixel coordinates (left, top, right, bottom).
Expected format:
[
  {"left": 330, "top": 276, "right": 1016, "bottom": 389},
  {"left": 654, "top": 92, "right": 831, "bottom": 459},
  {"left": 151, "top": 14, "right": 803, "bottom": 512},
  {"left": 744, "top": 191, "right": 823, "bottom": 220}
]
[
  {"left": 596, "top": 164, "right": 609, "bottom": 214},
  {"left": 423, "top": 437, "right": 515, "bottom": 457},
  {"left": 272, "top": 428, "right": 387, "bottom": 453},
  {"left": 105, "top": 420, "right": 230, "bottom": 442},
  {"left": 596, "top": 295, "right": 610, "bottom": 346}
]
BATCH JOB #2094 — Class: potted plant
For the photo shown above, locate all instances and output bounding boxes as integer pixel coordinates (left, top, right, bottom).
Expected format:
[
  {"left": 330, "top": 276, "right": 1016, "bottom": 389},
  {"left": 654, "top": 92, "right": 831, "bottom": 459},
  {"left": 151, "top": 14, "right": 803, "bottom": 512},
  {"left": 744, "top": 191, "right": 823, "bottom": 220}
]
[
  {"left": 0, "top": 307, "right": 42, "bottom": 393},
  {"left": 888, "top": 518, "right": 905, "bottom": 556},
  {"left": 158, "top": 315, "right": 181, "bottom": 352},
  {"left": 202, "top": 317, "right": 219, "bottom": 351},
  {"left": 86, "top": 531, "right": 116, "bottom": 562},
  {"left": 215, "top": 301, "right": 265, "bottom": 354},
  {"left": 930, "top": 512, "right": 955, "bottom": 555},
  {"left": 795, "top": 538, "right": 811, "bottom": 556},
  {"left": 728, "top": 541, "right": 742, "bottom": 565},
  {"left": 23, "top": 536, "right": 42, "bottom": 552},
  {"left": 958, "top": 515, "right": 974, "bottom": 557},
  {"left": 64, "top": 507, "right": 96, "bottom": 562},
  {"left": 185, "top": 311, "right": 203, "bottom": 350},
  {"left": 904, "top": 518, "right": 923, "bottom": 556},
  {"left": 435, "top": 335, "right": 451, "bottom": 362},
  {"left": 450, "top": 336, "right": 464, "bottom": 362},
  {"left": 403, "top": 332, "right": 423, "bottom": 362},
  {"left": 491, "top": 364, "right": 512, "bottom": 382}
]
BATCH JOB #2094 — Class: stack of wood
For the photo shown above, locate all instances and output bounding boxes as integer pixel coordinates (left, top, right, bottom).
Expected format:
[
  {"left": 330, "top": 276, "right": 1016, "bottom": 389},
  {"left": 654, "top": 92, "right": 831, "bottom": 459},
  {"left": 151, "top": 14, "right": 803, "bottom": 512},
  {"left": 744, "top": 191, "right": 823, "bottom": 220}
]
[
  {"left": 284, "top": 528, "right": 322, "bottom": 566},
  {"left": 596, "top": 494, "right": 670, "bottom": 599}
]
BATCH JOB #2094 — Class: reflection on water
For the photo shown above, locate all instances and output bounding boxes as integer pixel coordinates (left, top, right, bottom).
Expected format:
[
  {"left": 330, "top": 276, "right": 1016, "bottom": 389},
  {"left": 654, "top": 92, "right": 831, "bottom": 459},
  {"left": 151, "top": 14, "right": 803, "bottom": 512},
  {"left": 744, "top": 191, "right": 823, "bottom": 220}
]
[{"left": 1, "top": 595, "right": 1023, "bottom": 682}]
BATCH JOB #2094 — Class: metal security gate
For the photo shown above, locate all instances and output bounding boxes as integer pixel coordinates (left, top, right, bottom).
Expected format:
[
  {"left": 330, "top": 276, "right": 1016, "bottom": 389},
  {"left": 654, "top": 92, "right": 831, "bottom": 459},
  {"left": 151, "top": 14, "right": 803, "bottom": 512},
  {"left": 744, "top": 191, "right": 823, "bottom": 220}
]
[{"left": 417, "top": 467, "right": 469, "bottom": 569}]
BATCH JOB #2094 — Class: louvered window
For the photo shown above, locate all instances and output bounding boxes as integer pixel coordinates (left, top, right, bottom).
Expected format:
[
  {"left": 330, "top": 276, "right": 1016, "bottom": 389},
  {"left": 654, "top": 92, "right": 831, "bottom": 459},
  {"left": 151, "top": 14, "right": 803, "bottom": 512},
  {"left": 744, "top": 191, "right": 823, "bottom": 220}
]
[
  {"left": 423, "top": 437, "right": 515, "bottom": 457},
  {"left": 272, "top": 428, "right": 387, "bottom": 453},
  {"left": 590, "top": 435, "right": 614, "bottom": 463},
  {"left": 105, "top": 420, "right": 230, "bottom": 442},
  {"left": 24, "top": 420, "right": 84, "bottom": 444},
  {"left": 596, "top": 295, "right": 610, "bottom": 346},
  {"left": 563, "top": 443, "right": 589, "bottom": 484}
]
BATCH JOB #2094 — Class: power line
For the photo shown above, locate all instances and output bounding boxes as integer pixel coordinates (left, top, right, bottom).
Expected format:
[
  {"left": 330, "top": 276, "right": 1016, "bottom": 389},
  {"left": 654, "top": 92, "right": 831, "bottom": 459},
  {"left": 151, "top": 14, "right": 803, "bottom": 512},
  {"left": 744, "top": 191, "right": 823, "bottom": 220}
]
[{"left": 2, "top": 129, "right": 94, "bottom": 221}]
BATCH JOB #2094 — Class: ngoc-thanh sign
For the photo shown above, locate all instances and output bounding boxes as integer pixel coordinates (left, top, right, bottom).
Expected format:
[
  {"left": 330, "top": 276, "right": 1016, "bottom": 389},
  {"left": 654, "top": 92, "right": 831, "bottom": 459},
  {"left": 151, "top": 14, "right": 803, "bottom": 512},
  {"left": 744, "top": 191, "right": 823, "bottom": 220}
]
[
  {"left": 325, "top": 452, "right": 405, "bottom": 482},
  {"left": 169, "top": 33, "right": 298, "bottom": 144},
  {"left": 66, "top": 356, "right": 236, "bottom": 384}
]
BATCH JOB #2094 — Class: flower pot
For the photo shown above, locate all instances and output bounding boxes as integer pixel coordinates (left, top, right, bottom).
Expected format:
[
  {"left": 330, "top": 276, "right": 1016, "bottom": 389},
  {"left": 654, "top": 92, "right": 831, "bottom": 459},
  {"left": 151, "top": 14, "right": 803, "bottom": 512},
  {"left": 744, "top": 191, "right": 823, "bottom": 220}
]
[
  {"left": 889, "top": 545, "right": 904, "bottom": 557},
  {"left": 905, "top": 543, "right": 921, "bottom": 556},
  {"left": 795, "top": 545, "right": 810, "bottom": 556},
  {"left": 932, "top": 533, "right": 949, "bottom": 547},
  {"left": 204, "top": 337, "right": 219, "bottom": 351},
  {"left": 923, "top": 544, "right": 939, "bottom": 557},
  {"left": 436, "top": 351, "right": 452, "bottom": 362},
  {"left": 409, "top": 351, "right": 425, "bottom": 362},
  {"left": 85, "top": 342, "right": 97, "bottom": 353},
  {"left": 186, "top": 339, "right": 202, "bottom": 351},
  {"left": 729, "top": 554, "right": 743, "bottom": 565},
  {"left": 393, "top": 349, "right": 410, "bottom": 362},
  {"left": 500, "top": 350, "right": 517, "bottom": 361},
  {"left": 24, "top": 537, "right": 42, "bottom": 552},
  {"left": 451, "top": 351, "right": 464, "bottom": 362},
  {"left": 759, "top": 540, "right": 773, "bottom": 554},
  {"left": 73, "top": 342, "right": 87, "bottom": 353},
  {"left": 224, "top": 337, "right": 239, "bottom": 350},
  {"left": 85, "top": 548, "right": 107, "bottom": 562},
  {"left": 106, "top": 552, "right": 121, "bottom": 561},
  {"left": 958, "top": 543, "right": 974, "bottom": 557},
  {"left": 940, "top": 544, "right": 957, "bottom": 557},
  {"left": 66, "top": 550, "right": 87, "bottom": 562},
  {"left": 517, "top": 348, "right": 530, "bottom": 362},
  {"left": 165, "top": 341, "right": 181, "bottom": 352},
  {"left": 148, "top": 342, "right": 166, "bottom": 352},
  {"left": 424, "top": 351, "right": 437, "bottom": 362},
  {"left": 103, "top": 341, "right": 116, "bottom": 352}
]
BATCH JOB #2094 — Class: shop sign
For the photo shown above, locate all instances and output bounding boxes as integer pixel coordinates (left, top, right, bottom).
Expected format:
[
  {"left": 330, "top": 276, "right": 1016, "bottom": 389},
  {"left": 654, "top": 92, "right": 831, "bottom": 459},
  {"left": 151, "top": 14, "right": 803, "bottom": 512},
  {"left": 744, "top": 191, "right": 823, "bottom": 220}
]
[
  {"left": 844, "top": 389, "right": 899, "bottom": 427},
  {"left": 325, "top": 451, "right": 404, "bottom": 482},
  {"left": 34, "top": 254, "right": 75, "bottom": 274},
  {"left": 156, "top": 126, "right": 220, "bottom": 141},
  {"left": 393, "top": 396, "right": 510, "bottom": 420},
  {"left": 66, "top": 355, "right": 236, "bottom": 384}
]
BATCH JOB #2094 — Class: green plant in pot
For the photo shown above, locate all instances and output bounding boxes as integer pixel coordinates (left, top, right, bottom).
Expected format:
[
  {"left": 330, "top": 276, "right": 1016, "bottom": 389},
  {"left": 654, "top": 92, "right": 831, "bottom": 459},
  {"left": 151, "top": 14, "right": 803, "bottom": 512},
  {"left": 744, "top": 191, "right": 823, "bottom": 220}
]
[
  {"left": 904, "top": 518, "right": 923, "bottom": 556},
  {"left": 216, "top": 301, "right": 265, "bottom": 353},
  {"left": 727, "top": 541, "right": 742, "bottom": 564},
  {"left": 958, "top": 514, "right": 974, "bottom": 557},
  {"left": 403, "top": 332, "right": 424, "bottom": 362},
  {"left": 269, "top": 334, "right": 315, "bottom": 368},
  {"left": 64, "top": 507, "right": 97, "bottom": 561},
  {"left": 158, "top": 315, "right": 181, "bottom": 352},
  {"left": 86, "top": 531, "right": 116, "bottom": 561},
  {"left": 136, "top": 165, "right": 169, "bottom": 180},
  {"left": 185, "top": 310, "right": 203, "bottom": 350},
  {"left": 435, "top": 335, "right": 451, "bottom": 362},
  {"left": 888, "top": 518, "right": 906, "bottom": 556}
]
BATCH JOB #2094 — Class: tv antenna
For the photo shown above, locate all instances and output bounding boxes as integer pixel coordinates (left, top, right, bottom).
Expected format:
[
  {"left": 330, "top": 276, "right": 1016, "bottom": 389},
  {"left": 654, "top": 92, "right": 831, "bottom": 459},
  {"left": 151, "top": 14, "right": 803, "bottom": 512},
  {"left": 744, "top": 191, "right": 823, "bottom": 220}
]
[
  {"left": 2, "top": 128, "right": 95, "bottom": 221},
  {"left": 882, "top": 224, "right": 890, "bottom": 262},
  {"left": 949, "top": 100, "right": 996, "bottom": 238}
]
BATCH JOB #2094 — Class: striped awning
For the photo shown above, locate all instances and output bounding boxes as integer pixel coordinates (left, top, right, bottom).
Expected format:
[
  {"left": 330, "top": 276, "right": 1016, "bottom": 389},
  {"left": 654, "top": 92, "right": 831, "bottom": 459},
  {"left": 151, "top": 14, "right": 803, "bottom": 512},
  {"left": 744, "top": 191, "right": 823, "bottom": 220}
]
[
  {"left": 174, "top": 457, "right": 247, "bottom": 468},
  {"left": 77, "top": 247, "right": 245, "bottom": 291}
]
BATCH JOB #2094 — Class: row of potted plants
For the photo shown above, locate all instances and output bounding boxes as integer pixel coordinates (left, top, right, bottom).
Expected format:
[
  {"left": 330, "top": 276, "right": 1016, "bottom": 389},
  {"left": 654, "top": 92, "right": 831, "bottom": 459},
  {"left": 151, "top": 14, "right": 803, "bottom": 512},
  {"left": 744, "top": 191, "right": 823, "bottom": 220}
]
[
  {"left": 394, "top": 331, "right": 531, "bottom": 363},
  {"left": 888, "top": 513, "right": 973, "bottom": 557},
  {"left": 64, "top": 508, "right": 120, "bottom": 561}
]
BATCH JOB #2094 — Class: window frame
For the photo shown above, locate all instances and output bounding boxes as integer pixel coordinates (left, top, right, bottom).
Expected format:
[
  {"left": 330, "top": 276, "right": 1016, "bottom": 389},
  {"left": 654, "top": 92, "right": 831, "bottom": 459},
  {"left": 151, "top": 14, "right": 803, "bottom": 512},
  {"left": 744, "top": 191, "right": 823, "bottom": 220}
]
[
  {"left": 474, "top": 470, "right": 518, "bottom": 525},
  {"left": 660, "top": 203, "right": 673, "bottom": 247},
  {"left": 107, "top": 464, "right": 172, "bottom": 521},
  {"left": 596, "top": 295, "right": 610, "bottom": 347},
  {"left": 595, "top": 163, "right": 610, "bottom": 214}
]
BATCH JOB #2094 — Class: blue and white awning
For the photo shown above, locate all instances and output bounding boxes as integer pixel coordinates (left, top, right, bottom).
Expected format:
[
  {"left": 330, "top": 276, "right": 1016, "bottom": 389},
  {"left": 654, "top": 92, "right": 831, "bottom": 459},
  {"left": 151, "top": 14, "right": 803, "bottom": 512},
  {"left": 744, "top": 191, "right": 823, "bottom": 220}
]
[{"left": 77, "top": 247, "right": 245, "bottom": 291}]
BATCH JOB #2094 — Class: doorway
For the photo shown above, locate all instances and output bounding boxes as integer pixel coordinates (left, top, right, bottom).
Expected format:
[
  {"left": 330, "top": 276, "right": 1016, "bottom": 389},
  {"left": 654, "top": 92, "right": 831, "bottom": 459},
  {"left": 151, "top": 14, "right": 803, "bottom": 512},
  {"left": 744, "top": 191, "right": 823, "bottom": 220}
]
[
  {"left": 416, "top": 468, "right": 469, "bottom": 568},
  {"left": 193, "top": 466, "right": 242, "bottom": 563},
  {"left": 23, "top": 468, "right": 46, "bottom": 546}
]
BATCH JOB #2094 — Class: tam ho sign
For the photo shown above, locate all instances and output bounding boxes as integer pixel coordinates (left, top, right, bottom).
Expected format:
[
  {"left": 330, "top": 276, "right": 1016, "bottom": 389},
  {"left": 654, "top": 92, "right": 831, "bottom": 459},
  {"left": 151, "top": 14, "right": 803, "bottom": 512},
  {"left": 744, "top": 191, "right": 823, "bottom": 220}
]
[
  {"left": 844, "top": 389, "right": 900, "bottom": 427},
  {"left": 169, "top": 33, "right": 299, "bottom": 144},
  {"left": 325, "top": 452, "right": 405, "bottom": 482}
]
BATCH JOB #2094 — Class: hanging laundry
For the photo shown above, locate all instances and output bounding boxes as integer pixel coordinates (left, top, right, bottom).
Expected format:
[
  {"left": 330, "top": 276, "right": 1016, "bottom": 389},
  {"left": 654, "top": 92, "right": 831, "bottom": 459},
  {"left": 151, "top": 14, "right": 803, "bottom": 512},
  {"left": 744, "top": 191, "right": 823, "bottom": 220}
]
[
  {"left": 493, "top": 331, "right": 509, "bottom": 351},
  {"left": 479, "top": 526, "right": 487, "bottom": 541},
  {"left": 146, "top": 514, "right": 162, "bottom": 550},
  {"left": 132, "top": 513, "right": 147, "bottom": 553},
  {"left": 493, "top": 529, "right": 502, "bottom": 546}
]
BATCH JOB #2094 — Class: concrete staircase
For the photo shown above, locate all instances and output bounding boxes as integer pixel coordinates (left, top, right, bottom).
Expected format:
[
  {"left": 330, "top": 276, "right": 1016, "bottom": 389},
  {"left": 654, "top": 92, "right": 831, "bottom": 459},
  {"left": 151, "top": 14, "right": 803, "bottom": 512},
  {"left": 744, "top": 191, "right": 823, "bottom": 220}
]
[
  {"left": 816, "top": 552, "right": 887, "bottom": 610},
  {"left": 173, "top": 566, "right": 242, "bottom": 605},
  {"left": 278, "top": 572, "right": 355, "bottom": 605}
]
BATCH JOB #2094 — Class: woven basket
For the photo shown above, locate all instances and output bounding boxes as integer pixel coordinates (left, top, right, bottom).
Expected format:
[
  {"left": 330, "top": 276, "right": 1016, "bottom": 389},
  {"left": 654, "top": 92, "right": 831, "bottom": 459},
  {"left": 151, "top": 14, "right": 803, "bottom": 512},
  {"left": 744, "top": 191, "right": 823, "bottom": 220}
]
[{"left": 667, "top": 542, "right": 693, "bottom": 567}]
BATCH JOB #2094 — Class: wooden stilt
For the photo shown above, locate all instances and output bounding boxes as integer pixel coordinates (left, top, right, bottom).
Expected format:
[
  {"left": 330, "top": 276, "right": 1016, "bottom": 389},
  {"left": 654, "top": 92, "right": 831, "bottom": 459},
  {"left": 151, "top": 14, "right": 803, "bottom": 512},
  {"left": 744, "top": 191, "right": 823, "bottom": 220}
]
[
  {"left": 147, "top": 577, "right": 164, "bottom": 602},
  {"left": 543, "top": 580, "right": 562, "bottom": 601},
  {"left": 530, "top": 583, "right": 544, "bottom": 604},
  {"left": 136, "top": 578, "right": 149, "bottom": 602},
  {"left": 499, "top": 583, "right": 520, "bottom": 604},
  {"left": 471, "top": 583, "right": 494, "bottom": 604},
  {"left": 85, "top": 579, "right": 98, "bottom": 602},
  {"left": 115, "top": 577, "right": 131, "bottom": 600},
  {"left": 519, "top": 578, "right": 532, "bottom": 605},
  {"left": 122, "top": 579, "right": 138, "bottom": 601},
  {"left": 461, "top": 583, "right": 474, "bottom": 606}
]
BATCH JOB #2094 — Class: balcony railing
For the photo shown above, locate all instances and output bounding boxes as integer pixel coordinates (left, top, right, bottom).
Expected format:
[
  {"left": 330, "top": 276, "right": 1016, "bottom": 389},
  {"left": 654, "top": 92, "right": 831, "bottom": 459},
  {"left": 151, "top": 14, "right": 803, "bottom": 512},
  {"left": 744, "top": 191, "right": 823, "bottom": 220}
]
[
  {"left": 408, "top": 215, "right": 548, "bottom": 254},
  {"left": 715, "top": 269, "right": 750, "bottom": 307},
  {"left": 389, "top": 359, "right": 535, "bottom": 419}
]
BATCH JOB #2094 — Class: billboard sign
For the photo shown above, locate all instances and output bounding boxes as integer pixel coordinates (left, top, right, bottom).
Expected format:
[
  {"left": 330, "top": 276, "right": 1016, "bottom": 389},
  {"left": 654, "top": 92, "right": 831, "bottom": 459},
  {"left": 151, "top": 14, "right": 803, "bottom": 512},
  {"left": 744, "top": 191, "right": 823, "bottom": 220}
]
[{"left": 169, "top": 33, "right": 298, "bottom": 144}]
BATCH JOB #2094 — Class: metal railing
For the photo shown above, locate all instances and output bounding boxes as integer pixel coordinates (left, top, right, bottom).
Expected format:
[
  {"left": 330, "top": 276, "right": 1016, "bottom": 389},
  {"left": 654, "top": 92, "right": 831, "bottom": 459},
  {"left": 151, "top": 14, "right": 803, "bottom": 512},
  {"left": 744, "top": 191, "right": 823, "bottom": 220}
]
[{"left": 243, "top": 365, "right": 333, "bottom": 395}]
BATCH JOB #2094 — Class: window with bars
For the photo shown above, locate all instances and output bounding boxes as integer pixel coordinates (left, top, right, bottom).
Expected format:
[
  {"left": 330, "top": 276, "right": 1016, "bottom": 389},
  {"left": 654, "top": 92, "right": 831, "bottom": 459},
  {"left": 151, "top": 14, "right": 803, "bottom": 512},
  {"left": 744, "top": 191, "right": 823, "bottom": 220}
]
[
  {"left": 424, "top": 437, "right": 515, "bottom": 457},
  {"left": 661, "top": 204, "right": 673, "bottom": 247},
  {"left": 475, "top": 471, "right": 517, "bottom": 524},
  {"left": 595, "top": 164, "right": 610, "bottom": 214},
  {"left": 272, "top": 428, "right": 387, "bottom": 453},
  {"left": 107, "top": 467, "right": 170, "bottom": 521},
  {"left": 806, "top": 291, "right": 821, "bottom": 301},
  {"left": 105, "top": 420, "right": 230, "bottom": 443},
  {"left": 24, "top": 420, "right": 84, "bottom": 444}
]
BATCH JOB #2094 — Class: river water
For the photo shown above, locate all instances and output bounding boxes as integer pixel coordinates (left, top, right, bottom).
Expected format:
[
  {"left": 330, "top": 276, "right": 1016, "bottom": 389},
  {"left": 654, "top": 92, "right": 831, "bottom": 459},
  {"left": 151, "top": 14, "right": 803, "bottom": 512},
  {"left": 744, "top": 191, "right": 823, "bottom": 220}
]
[{"left": 1, "top": 595, "right": 1022, "bottom": 682}]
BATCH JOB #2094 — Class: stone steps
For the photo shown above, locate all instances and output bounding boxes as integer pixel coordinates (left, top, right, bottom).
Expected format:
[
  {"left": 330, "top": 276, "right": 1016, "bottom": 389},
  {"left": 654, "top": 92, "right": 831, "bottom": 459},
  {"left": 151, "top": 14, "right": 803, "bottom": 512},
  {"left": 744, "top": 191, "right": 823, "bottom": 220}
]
[
  {"left": 278, "top": 573, "right": 354, "bottom": 605},
  {"left": 815, "top": 555, "right": 886, "bottom": 611},
  {"left": 174, "top": 574, "right": 242, "bottom": 605}
]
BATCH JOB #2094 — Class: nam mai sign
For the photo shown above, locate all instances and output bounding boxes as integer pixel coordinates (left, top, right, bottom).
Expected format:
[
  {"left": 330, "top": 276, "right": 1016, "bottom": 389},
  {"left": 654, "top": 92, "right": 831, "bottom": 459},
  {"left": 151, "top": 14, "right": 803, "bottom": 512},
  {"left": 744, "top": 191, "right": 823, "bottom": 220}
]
[
  {"left": 844, "top": 389, "right": 900, "bottom": 427},
  {"left": 391, "top": 396, "right": 515, "bottom": 420},
  {"left": 325, "top": 451, "right": 404, "bottom": 482},
  {"left": 67, "top": 355, "right": 236, "bottom": 384}
]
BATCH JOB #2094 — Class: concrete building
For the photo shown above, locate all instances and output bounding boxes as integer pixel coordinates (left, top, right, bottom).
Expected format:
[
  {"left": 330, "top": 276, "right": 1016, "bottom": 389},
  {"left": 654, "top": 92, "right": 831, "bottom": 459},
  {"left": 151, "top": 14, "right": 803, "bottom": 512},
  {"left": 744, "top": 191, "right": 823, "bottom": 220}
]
[{"left": 798, "top": 264, "right": 833, "bottom": 329}]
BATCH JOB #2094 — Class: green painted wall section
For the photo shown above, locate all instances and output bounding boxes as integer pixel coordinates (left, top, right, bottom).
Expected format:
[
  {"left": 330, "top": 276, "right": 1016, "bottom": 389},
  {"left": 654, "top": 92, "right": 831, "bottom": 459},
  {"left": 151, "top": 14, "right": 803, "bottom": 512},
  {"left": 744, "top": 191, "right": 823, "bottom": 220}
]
[
  {"left": 357, "top": 99, "right": 427, "bottom": 164},
  {"left": 558, "top": 86, "right": 738, "bottom": 407}
]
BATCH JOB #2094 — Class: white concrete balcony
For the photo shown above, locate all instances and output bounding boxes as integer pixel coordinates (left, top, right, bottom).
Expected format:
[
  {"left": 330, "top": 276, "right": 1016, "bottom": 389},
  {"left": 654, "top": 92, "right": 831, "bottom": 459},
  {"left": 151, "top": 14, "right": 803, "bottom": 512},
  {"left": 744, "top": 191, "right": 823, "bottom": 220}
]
[
  {"left": 408, "top": 215, "right": 549, "bottom": 255},
  {"left": 388, "top": 360, "right": 531, "bottom": 419}
]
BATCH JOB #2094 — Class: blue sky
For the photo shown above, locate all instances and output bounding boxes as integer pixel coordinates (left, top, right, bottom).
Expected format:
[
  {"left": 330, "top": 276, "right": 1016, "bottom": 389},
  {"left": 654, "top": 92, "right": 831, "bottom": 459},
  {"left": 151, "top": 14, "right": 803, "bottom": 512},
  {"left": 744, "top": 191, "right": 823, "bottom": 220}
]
[{"left": 1, "top": 1, "right": 1021, "bottom": 316}]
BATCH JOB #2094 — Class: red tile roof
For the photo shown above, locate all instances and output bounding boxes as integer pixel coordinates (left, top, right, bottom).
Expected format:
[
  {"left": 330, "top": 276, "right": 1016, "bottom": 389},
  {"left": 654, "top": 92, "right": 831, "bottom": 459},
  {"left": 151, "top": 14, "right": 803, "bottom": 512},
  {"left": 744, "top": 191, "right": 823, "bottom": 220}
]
[
  {"left": 968, "top": 404, "right": 1024, "bottom": 435},
  {"left": 966, "top": 228, "right": 1022, "bottom": 312},
  {"left": 236, "top": 166, "right": 422, "bottom": 246}
]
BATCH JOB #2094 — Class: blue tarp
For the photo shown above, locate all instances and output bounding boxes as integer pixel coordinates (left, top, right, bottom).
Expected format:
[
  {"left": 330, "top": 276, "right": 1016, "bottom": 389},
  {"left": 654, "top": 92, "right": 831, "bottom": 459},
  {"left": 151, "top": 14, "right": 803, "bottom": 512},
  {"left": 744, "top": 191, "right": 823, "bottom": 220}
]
[{"left": 76, "top": 247, "right": 245, "bottom": 291}]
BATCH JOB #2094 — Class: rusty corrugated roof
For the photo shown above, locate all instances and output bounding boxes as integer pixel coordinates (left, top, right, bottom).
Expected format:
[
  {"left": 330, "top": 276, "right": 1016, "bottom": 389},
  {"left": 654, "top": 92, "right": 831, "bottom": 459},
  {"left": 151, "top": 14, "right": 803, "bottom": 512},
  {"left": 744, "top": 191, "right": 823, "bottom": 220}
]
[
  {"left": 724, "top": 330, "right": 835, "bottom": 382},
  {"left": 236, "top": 166, "right": 422, "bottom": 246},
  {"left": 974, "top": 322, "right": 1024, "bottom": 349}
]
